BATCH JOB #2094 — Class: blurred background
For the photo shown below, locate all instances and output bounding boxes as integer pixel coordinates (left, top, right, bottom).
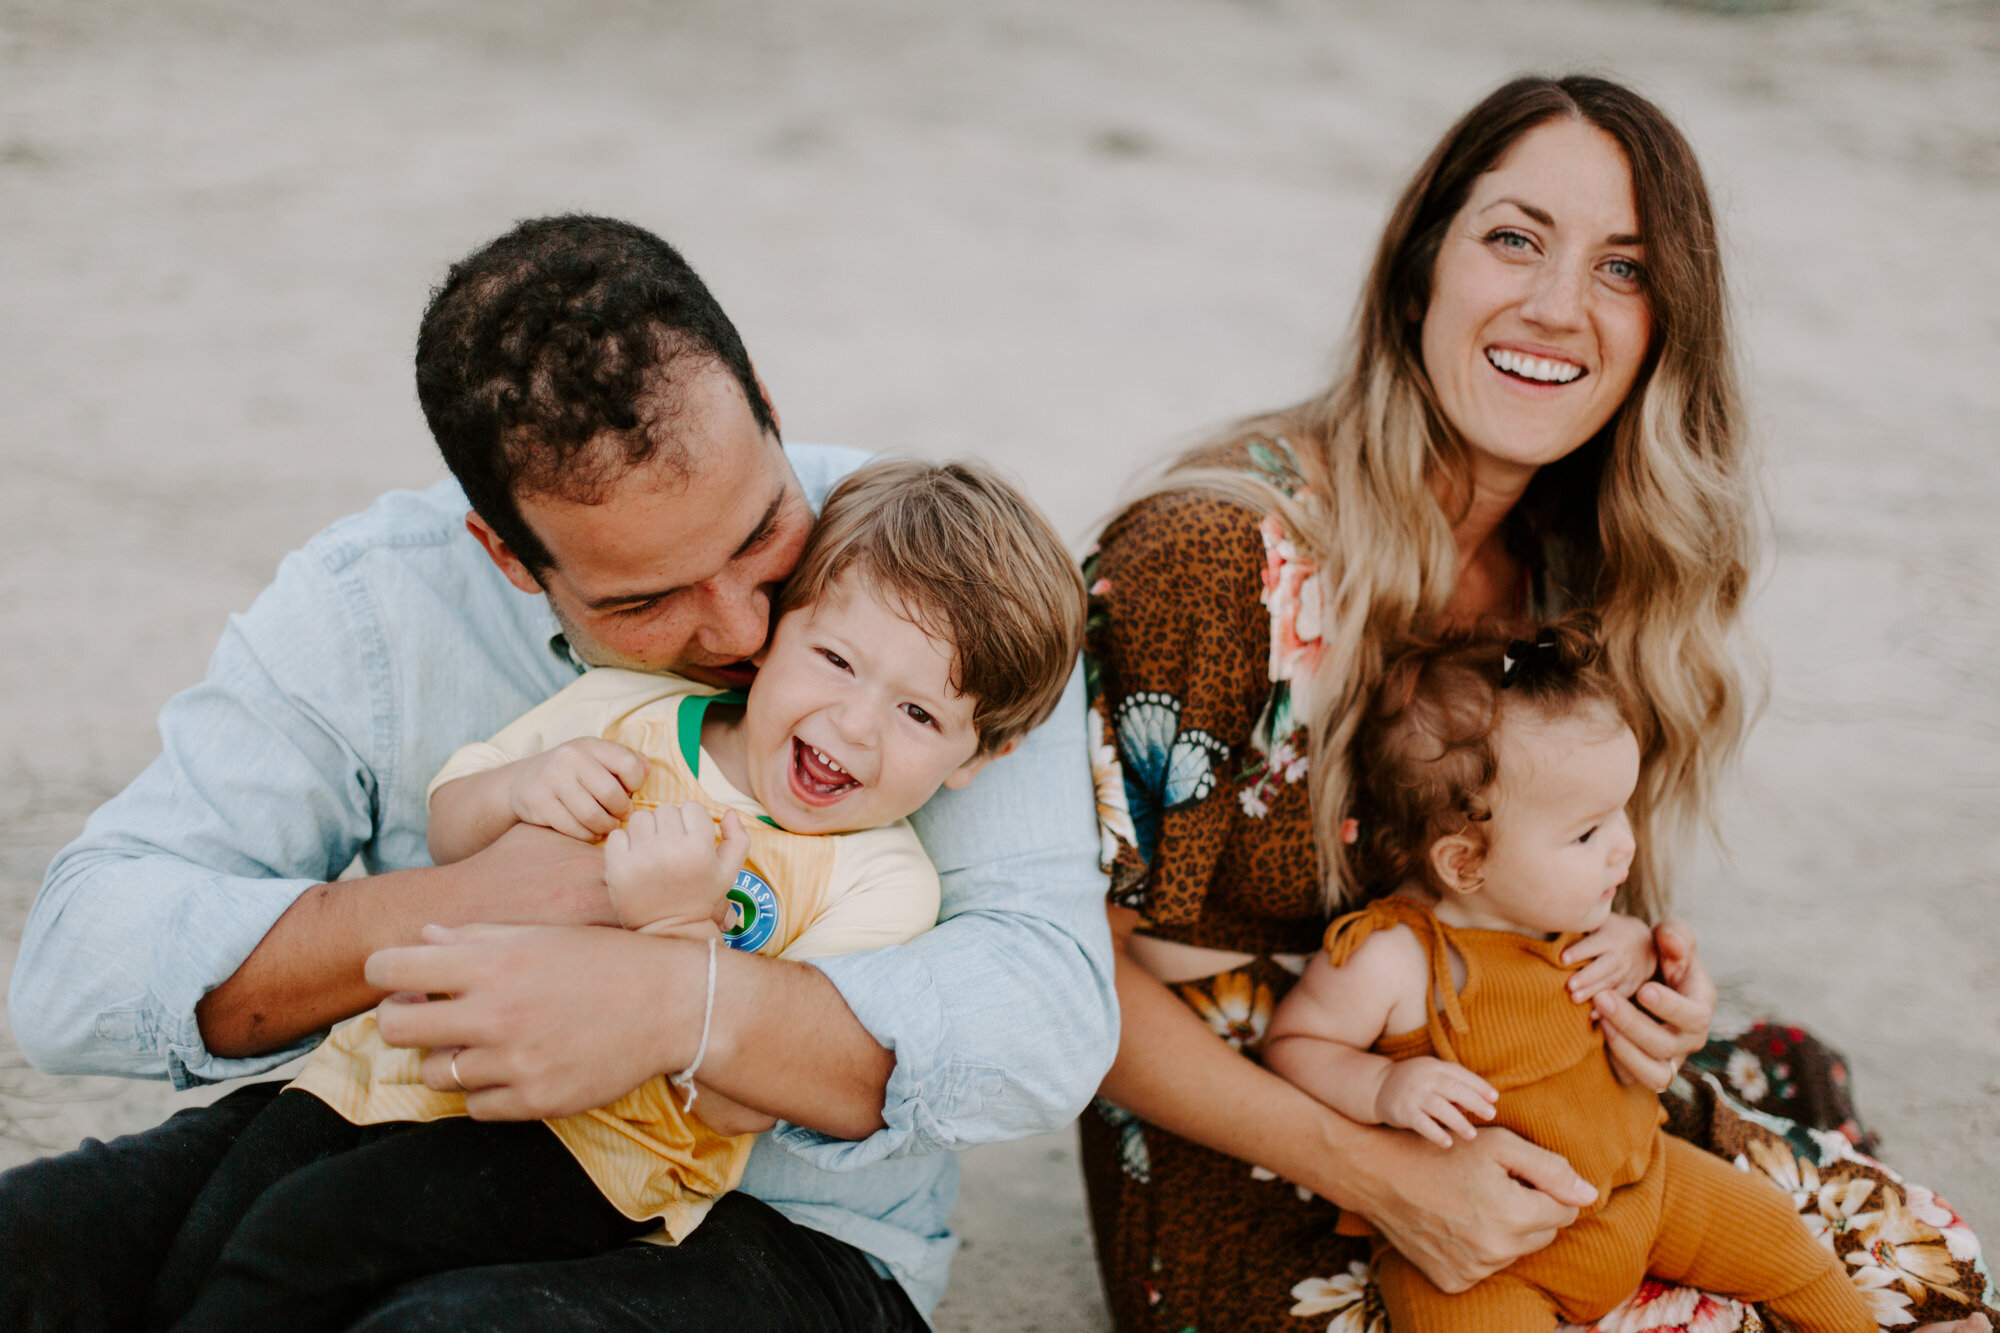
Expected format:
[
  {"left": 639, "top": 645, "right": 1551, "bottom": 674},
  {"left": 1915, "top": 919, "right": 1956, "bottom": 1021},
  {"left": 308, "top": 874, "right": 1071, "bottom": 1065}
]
[{"left": 2, "top": 1, "right": 1996, "bottom": 1327}]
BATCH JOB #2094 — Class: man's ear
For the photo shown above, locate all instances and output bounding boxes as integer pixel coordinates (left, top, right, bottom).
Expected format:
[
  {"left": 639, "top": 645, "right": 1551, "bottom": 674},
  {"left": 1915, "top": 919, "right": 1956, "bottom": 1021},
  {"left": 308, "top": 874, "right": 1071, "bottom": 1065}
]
[
  {"left": 465, "top": 513, "right": 546, "bottom": 596},
  {"left": 1429, "top": 832, "right": 1485, "bottom": 896},
  {"left": 942, "top": 738, "right": 1018, "bottom": 791}
]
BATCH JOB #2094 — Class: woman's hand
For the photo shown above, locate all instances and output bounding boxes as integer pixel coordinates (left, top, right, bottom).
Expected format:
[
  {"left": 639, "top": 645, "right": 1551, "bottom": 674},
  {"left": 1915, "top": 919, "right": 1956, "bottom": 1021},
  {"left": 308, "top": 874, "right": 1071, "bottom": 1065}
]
[
  {"left": 1594, "top": 918, "right": 1715, "bottom": 1091},
  {"left": 1561, "top": 912, "right": 1656, "bottom": 1004},
  {"left": 1347, "top": 1126, "right": 1597, "bottom": 1292}
]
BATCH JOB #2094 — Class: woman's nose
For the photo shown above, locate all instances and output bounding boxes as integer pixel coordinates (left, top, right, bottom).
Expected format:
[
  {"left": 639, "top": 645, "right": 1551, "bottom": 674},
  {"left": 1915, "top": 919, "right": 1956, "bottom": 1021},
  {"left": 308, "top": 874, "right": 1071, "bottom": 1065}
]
[{"left": 1520, "top": 258, "right": 1587, "bottom": 331}]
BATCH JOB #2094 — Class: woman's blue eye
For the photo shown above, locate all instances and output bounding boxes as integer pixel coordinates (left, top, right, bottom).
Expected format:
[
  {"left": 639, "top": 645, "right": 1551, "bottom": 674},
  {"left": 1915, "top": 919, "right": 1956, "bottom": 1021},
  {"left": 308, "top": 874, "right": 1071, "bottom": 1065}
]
[
  {"left": 1488, "top": 228, "right": 1533, "bottom": 252},
  {"left": 1603, "top": 257, "right": 1643, "bottom": 283}
]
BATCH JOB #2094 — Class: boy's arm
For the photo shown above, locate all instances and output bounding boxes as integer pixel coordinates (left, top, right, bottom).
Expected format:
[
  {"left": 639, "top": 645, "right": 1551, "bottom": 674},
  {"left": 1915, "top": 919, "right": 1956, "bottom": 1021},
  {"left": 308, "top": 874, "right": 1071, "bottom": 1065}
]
[{"left": 427, "top": 739, "right": 648, "bottom": 865}]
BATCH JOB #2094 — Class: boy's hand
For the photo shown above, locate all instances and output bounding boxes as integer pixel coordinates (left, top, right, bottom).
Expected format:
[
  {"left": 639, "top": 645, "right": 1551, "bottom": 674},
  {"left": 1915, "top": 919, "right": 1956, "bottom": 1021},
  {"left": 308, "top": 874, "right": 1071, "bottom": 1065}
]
[
  {"left": 1374, "top": 1056, "right": 1497, "bottom": 1148},
  {"left": 604, "top": 803, "right": 750, "bottom": 933},
  {"left": 507, "top": 739, "right": 649, "bottom": 843},
  {"left": 1562, "top": 912, "right": 1656, "bottom": 1005}
]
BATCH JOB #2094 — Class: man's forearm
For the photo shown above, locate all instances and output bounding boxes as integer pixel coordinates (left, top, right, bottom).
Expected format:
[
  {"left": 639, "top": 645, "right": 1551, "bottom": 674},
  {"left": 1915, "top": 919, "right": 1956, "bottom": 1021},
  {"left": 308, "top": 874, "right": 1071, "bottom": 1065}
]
[
  {"left": 698, "top": 948, "right": 892, "bottom": 1138},
  {"left": 199, "top": 827, "right": 615, "bottom": 1058}
]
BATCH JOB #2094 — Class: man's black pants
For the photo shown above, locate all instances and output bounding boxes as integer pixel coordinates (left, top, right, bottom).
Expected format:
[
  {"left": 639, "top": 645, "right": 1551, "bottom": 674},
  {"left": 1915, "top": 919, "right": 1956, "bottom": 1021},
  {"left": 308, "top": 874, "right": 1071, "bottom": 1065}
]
[{"left": 0, "top": 1080, "right": 928, "bottom": 1333}]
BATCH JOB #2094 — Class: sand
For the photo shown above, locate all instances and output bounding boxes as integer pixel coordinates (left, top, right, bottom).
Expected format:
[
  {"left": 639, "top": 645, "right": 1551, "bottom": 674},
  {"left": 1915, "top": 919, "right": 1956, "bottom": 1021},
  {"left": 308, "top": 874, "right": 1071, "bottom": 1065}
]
[{"left": 2, "top": 1, "right": 1996, "bottom": 1327}]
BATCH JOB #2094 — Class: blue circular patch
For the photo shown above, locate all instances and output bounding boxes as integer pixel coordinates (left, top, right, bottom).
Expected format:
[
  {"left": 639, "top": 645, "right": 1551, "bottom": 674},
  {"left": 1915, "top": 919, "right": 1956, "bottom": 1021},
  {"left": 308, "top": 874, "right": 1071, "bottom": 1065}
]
[{"left": 724, "top": 868, "right": 779, "bottom": 953}]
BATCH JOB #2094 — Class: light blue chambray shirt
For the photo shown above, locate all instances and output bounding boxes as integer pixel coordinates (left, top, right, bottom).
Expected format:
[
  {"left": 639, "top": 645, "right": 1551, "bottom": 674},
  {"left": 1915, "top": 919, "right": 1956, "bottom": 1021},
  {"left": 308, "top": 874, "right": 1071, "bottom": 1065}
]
[{"left": 11, "top": 444, "right": 1117, "bottom": 1316}]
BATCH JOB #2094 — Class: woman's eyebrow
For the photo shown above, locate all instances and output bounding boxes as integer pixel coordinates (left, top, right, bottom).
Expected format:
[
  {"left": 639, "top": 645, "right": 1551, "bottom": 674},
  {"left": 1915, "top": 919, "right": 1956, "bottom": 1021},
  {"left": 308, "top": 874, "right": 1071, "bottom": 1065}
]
[{"left": 1481, "top": 197, "right": 1642, "bottom": 247}]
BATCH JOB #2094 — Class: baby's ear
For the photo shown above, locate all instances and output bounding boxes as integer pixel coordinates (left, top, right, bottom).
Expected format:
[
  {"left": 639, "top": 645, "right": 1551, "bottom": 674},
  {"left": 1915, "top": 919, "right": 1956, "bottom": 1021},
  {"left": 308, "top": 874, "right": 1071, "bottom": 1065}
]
[
  {"left": 942, "top": 738, "right": 1017, "bottom": 790},
  {"left": 1429, "top": 833, "right": 1484, "bottom": 895}
]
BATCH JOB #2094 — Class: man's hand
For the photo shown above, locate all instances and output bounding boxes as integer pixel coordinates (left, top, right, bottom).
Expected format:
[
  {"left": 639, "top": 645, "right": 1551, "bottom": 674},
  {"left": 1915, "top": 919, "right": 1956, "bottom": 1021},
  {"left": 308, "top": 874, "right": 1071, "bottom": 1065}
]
[
  {"left": 1348, "top": 1125, "right": 1597, "bottom": 1293},
  {"left": 507, "top": 739, "right": 649, "bottom": 842},
  {"left": 1374, "top": 1056, "right": 1497, "bottom": 1148},
  {"left": 1594, "top": 918, "right": 1716, "bottom": 1091},
  {"left": 605, "top": 804, "right": 747, "bottom": 934},
  {"left": 365, "top": 920, "right": 895, "bottom": 1137},
  {"left": 369, "top": 923, "right": 689, "bottom": 1120}
]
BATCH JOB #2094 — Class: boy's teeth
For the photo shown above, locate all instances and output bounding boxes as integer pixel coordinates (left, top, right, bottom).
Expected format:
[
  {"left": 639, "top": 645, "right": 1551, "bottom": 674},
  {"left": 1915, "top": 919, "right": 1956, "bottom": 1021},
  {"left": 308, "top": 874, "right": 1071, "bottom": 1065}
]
[
  {"left": 810, "top": 746, "right": 846, "bottom": 775},
  {"left": 1485, "top": 348, "right": 1583, "bottom": 384}
]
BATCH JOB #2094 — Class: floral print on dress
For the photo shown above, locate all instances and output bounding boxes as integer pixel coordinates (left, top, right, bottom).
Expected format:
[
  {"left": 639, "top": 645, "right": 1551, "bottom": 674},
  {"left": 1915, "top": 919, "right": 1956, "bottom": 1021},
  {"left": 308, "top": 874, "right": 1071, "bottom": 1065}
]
[
  {"left": 1290, "top": 1262, "right": 1386, "bottom": 1333},
  {"left": 1559, "top": 1278, "right": 1750, "bottom": 1333},
  {"left": 1112, "top": 690, "right": 1229, "bottom": 867},
  {"left": 1179, "top": 971, "right": 1273, "bottom": 1052},
  {"left": 1239, "top": 507, "right": 1321, "bottom": 819}
]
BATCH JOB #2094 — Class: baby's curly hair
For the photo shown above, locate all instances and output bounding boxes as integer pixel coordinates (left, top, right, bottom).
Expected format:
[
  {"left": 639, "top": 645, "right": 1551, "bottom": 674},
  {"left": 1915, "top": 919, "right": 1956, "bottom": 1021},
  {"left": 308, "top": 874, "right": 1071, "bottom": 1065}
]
[{"left": 1346, "top": 615, "right": 1623, "bottom": 904}]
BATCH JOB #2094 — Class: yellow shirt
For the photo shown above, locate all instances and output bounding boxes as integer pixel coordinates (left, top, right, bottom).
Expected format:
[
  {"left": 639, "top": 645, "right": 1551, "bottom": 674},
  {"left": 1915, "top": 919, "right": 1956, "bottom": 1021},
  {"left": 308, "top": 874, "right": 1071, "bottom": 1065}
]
[{"left": 288, "top": 669, "right": 941, "bottom": 1241}]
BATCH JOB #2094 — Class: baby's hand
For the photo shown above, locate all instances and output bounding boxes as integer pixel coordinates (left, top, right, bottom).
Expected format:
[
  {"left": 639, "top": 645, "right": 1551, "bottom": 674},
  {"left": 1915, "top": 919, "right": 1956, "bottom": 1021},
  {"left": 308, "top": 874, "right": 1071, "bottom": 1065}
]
[
  {"left": 1374, "top": 1056, "right": 1497, "bottom": 1148},
  {"left": 507, "top": 739, "right": 649, "bottom": 843},
  {"left": 604, "top": 803, "right": 750, "bottom": 934},
  {"left": 1563, "top": 912, "right": 1657, "bottom": 1006}
]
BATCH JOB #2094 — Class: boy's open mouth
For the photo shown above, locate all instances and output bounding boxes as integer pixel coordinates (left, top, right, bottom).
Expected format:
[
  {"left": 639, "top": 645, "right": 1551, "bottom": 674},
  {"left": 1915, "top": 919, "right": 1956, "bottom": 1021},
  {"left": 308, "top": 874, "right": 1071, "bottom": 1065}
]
[{"left": 791, "top": 737, "right": 860, "bottom": 804}]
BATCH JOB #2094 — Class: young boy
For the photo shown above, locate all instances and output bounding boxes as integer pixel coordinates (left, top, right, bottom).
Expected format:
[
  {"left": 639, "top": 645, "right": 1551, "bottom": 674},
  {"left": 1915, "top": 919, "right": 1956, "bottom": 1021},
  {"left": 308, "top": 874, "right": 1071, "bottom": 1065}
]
[{"left": 143, "top": 456, "right": 1087, "bottom": 1333}]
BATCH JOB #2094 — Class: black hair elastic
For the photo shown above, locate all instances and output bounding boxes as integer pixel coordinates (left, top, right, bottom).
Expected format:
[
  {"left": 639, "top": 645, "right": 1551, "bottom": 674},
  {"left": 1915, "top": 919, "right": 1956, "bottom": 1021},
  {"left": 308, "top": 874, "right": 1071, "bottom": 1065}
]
[{"left": 1500, "top": 632, "right": 1563, "bottom": 688}]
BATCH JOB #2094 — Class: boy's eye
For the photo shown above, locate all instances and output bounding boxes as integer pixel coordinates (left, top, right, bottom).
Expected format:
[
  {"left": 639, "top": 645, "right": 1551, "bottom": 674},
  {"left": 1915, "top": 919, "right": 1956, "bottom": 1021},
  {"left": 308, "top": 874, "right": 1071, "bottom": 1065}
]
[
  {"left": 819, "top": 648, "right": 850, "bottom": 671},
  {"left": 1576, "top": 825, "right": 1598, "bottom": 844},
  {"left": 902, "top": 703, "right": 936, "bottom": 728}
]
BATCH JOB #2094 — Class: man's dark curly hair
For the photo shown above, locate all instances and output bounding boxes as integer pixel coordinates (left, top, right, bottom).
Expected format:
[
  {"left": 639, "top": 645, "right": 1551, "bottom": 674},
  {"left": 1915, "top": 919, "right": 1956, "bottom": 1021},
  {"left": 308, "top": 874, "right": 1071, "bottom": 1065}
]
[{"left": 416, "top": 215, "right": 779, "bottom": 574}]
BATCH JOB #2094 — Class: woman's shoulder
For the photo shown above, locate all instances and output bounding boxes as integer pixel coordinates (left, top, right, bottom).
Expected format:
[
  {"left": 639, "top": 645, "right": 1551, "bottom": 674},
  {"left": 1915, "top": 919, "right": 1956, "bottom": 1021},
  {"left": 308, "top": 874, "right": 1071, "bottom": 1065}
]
[{"left": 1097, "top": 436, "right": 1305, "bottom": 568}]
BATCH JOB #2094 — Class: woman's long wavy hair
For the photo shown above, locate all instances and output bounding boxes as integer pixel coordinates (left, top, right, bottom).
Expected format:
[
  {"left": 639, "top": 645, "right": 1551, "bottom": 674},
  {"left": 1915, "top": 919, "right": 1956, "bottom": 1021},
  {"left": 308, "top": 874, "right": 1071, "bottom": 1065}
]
[{"left": 1152, "top": 74, "right": 1758, "bottom": 918}]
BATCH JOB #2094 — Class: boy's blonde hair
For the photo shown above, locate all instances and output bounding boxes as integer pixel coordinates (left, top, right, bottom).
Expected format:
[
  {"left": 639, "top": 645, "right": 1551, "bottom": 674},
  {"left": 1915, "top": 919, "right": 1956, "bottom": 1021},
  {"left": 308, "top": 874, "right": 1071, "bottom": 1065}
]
[{"left": 779, "top": 456, "right": 1085, "bottom": 755}]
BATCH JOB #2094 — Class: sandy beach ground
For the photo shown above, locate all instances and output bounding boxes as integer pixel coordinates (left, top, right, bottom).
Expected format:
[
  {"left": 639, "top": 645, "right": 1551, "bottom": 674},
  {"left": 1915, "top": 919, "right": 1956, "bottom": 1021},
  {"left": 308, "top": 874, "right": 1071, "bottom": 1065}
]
[{"left": 3, "top": 1, "right": 1996, "bottom": 1327}]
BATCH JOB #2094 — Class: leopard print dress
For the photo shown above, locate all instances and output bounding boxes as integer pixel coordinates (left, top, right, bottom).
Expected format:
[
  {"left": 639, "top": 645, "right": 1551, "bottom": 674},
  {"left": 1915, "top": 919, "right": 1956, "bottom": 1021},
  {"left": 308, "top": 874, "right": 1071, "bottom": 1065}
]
[{"left": 1079, "top": 442, "right": 1997, "bottom": 1333}]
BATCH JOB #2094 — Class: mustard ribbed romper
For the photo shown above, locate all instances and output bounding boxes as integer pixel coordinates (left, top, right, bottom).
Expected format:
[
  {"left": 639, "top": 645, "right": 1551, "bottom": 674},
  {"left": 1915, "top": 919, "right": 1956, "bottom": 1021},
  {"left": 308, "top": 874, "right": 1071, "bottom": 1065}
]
[{"left": 1323, "top": 897, "right": 1870, "bottom": 1331}]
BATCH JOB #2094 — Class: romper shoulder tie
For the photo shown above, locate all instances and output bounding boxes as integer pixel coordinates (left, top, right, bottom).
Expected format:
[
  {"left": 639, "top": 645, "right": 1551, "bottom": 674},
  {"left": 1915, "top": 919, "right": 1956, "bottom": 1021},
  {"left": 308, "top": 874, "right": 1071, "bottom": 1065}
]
[{"left": 1321, "top": 897, "right": 1470, "bottom": 1064}]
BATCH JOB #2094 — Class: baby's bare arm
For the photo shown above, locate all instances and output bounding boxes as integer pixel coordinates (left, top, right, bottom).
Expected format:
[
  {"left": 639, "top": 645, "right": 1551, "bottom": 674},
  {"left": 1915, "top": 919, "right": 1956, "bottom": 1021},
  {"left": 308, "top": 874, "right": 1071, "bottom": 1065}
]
[{"left": 1266, "top": 927, "right": 1496, "bottom": 1148}]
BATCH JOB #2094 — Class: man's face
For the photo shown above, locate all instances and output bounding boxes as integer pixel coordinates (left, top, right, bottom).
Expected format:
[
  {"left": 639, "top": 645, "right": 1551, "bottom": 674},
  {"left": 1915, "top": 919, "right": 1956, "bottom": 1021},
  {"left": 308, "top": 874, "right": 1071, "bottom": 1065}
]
[{"left": 470, "top": 363, "right": 814, "bottom": 689}]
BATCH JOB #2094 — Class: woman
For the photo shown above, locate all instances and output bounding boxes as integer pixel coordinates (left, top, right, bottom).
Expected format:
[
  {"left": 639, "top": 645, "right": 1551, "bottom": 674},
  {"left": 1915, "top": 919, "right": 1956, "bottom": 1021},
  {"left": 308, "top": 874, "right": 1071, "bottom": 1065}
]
[{"left": 1082, "top": 74, "right": 1995, "bottom": 1332}]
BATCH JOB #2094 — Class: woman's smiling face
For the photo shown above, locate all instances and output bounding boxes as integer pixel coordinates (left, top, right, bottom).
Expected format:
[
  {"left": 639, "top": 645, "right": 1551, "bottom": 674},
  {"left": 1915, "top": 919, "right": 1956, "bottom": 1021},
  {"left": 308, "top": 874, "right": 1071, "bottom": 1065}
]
[{"left": 1420, "top": 117, "right": 1653, "bottom": 485}]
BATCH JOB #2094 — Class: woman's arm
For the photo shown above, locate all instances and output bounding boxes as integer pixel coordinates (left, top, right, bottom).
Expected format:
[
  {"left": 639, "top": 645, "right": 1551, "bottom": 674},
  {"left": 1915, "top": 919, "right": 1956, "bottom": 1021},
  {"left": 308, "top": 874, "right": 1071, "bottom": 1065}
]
[{"left": 1102, "top": 934, "right": 1597, "bottom": 1293}]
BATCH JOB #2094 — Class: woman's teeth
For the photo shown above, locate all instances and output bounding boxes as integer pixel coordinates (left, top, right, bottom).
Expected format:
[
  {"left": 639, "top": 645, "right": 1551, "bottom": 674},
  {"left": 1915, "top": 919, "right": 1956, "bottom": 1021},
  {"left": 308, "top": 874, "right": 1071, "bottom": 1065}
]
[{"left": 1486, "top": 348, "right": 1584, "bottom": 384}]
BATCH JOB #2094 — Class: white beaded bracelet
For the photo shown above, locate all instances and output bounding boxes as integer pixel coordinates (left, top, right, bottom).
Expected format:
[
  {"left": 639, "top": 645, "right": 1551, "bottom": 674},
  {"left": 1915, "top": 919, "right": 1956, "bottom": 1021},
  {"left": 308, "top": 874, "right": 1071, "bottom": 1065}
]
[{"left": 668, "top": 936, "right": 719, "bottom": 1112}]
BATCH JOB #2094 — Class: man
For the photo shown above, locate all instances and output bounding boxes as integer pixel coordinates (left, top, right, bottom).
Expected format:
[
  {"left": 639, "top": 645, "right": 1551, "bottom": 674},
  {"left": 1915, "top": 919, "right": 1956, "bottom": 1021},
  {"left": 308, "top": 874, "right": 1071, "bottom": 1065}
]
[{"left": 5, "top": 215, "right": 1117, "bottom": 1329}]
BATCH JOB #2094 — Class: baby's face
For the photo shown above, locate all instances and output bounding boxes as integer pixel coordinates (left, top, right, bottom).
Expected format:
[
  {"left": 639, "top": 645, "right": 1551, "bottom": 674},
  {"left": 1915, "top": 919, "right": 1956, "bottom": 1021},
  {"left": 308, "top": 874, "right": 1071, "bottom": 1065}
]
[
  {"left": 1463, "top": 700, "right": 1640, "bottom": 936},
  {"left": 737, "top": 572, "right": 990, "bottom": 834}
]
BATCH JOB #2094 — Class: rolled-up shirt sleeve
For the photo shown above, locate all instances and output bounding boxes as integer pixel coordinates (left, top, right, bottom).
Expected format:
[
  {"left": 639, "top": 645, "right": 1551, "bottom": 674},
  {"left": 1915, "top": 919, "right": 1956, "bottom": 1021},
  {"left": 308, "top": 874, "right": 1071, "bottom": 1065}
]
[
  {"left": 767, "top": 663, "right": 1118, "bottom": 1166},
  {"left": 11, "top": 545, "right": 383, "bottom": 1088}
]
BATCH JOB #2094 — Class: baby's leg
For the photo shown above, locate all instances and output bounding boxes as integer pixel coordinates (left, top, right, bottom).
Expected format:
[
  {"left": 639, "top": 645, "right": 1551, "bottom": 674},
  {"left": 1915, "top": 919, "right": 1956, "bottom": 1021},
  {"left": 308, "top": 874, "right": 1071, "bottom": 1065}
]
[
  {"left": 1373, "top": 1245, "right": 1562, "bottom": 1332},
  {"left": 1651, "top": 1135, "right": 1873, "bottom": 1333},
  {"left": 147, "top": 1089, "right": 374, "bottom": 1329},
  {"left": 165, "top": 1115, "right": 657, "bottom": 1333}
]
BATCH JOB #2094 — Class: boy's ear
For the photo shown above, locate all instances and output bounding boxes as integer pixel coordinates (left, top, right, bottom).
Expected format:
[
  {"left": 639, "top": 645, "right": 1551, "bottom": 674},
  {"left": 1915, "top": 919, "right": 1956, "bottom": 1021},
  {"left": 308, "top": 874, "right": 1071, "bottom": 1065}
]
[
  {"left": 465, "top": 513, "right": 547, "bottom": 596},
  {"left": 942, "top": 738, "right": 1018, "bottom": 790},
  {"left": 1429, "top": 833, "right": 1484, "bottom": 895}
]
